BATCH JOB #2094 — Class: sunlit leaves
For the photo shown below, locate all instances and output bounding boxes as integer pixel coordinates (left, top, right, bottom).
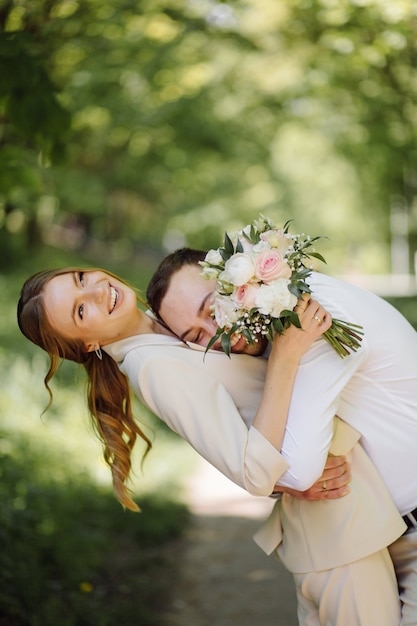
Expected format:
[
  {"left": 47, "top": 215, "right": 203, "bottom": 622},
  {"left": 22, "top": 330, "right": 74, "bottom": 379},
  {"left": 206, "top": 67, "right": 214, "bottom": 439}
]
[{"left": 1, "top": 0, "right": 417, "bottom": 269}]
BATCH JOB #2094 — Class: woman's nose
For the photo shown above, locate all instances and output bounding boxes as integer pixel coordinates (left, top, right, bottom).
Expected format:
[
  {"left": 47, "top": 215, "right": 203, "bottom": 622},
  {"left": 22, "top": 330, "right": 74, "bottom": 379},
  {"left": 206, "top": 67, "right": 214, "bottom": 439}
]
[{"left": 86, "top": 284, "right": 106, "bottom": 304}]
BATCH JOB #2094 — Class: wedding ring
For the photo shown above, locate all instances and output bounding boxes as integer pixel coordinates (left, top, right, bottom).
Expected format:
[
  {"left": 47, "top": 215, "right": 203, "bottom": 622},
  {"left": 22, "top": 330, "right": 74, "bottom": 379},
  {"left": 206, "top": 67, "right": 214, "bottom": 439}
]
[
  {"left": 322, "top": 480, "right": 327, "bottom": 491},
  {"left": 314, "top": 315, "right": 322, "bottom": 323}
]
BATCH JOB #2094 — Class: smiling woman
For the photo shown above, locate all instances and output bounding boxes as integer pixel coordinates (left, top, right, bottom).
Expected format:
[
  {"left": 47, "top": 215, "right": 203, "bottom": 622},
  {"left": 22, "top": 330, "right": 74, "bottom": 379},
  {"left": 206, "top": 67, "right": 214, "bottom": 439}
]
[{"left": 16, "top": 267, "right": 172, "bottom": 511}]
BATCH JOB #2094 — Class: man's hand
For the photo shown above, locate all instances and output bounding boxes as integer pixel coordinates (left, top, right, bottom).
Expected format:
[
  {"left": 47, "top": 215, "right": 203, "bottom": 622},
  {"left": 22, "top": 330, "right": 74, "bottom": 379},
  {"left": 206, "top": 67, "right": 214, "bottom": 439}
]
[{"left": 273, "top": 455, "right": 351, "bottom": 500}]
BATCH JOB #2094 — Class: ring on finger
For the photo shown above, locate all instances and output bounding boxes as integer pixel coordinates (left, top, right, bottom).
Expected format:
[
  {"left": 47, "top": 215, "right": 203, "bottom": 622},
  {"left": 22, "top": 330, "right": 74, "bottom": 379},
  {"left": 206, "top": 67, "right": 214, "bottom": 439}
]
[
  {"left": 314, "top": 315, "right": 322, "bottom": 324},
  {"left": 322, "top": 480, "right": 327, "bottom": 491}
]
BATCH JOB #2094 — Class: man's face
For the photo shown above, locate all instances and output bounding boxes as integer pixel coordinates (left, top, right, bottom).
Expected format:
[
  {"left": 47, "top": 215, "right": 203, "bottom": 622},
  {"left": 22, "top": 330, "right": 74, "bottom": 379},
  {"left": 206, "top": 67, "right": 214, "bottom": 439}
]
[{"left": 158, "top": 264, "right": 266, "bottom": 355}]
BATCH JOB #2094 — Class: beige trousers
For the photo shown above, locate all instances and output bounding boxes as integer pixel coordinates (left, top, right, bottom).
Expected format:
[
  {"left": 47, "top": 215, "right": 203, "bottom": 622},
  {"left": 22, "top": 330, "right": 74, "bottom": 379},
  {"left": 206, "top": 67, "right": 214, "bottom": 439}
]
[
  {"left": 292, "top": 548, "right": 401, "bottom": 626},
  {"left": 389, "top": 528, "right": 417, "bottom": 626}
]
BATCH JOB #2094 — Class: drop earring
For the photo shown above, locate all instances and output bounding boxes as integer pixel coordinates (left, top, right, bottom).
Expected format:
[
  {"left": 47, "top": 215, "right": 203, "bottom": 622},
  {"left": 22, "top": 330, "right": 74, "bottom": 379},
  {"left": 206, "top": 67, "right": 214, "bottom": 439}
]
[{"left": 95, "top": 346, "right": 103, "bottom": 360}]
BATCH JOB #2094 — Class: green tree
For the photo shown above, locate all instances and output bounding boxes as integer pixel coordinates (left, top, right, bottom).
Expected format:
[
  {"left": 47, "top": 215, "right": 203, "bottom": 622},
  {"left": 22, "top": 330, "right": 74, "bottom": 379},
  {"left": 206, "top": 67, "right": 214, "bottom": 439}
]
[{"left": 2, "top": 0, "right": 417, "bottom": 273}]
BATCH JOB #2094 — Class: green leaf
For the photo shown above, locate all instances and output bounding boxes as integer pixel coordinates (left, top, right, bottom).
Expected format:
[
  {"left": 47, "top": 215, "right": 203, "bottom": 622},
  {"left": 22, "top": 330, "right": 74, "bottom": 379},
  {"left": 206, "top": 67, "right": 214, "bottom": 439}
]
[
  {"left": 288, "top": 283, "right": 304, "bottom": 298},
  {"left": 224, "top": 232, "right": 235, "bottom": 256},
  {"left": 280, "top": 310, "right": 301, "bottom": 327},
  {"left": 241, "top": 328, "right": 254, "bottom": 344},
  {"left": 219, "top": 247, "right": 230, "bottom": 262},
  {"left": 308, "top": 251, "right": 327, "bottom": 264},
  {"left": 272, "top": 318, "right": 284, "bottom": 334},
  {"left": 204, "top": 328, "right": 224, "bottom": 355},
  {"left": 250, "top": 224, "right": 258, "bottom": 242},
  {"left": 283, "top": 219, "right": 293, "bottom": 233},
  {"left": 221, "top": 333, "right": 232, "bottom": 357}
]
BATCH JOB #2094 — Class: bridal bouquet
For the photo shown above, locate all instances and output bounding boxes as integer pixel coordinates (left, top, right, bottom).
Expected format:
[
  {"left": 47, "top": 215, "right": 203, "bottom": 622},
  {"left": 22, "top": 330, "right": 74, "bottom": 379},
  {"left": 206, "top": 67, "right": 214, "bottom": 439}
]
[{"left": 199, "top": 214, "right": 363, "bottom": 358}]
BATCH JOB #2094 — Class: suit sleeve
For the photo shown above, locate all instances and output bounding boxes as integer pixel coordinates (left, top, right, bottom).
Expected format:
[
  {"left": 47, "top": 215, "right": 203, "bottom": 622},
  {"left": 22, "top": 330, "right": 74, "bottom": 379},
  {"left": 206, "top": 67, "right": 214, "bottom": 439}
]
[{"left": 124, "top": 349, "right": 290, "bottom": 496}]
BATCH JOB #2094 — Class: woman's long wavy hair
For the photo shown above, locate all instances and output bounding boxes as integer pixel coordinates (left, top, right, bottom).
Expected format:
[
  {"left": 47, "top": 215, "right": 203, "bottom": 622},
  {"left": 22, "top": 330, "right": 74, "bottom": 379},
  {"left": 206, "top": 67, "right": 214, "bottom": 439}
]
[{"left": 17, "top": 267, "right": 152, "bottom": 511}]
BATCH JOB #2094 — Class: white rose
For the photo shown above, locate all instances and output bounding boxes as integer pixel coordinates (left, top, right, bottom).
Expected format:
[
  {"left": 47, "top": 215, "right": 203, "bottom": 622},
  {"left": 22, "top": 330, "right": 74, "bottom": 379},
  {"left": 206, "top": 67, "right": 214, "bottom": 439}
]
[
  {"left": 254, "top": 279, "right": 298, "bottom": 317},
  {"left": 252, "top": 240, "right": 270, "bottom": 253},
  {"left": 213, "top": 295, "right": 241, "bottom": 328},
  {"left": 204, "top": 248, "right": 223, "bottom": 266},
  {"left": 220, "top": 253, "right": 255, "bottom": 286}
]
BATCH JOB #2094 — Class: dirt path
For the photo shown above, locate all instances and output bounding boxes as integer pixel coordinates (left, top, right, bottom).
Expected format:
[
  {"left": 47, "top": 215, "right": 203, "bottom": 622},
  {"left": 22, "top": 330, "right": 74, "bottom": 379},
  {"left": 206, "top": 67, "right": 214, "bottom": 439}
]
[{"left": 160, "top": 457, "right": 299, "bottom": 626}]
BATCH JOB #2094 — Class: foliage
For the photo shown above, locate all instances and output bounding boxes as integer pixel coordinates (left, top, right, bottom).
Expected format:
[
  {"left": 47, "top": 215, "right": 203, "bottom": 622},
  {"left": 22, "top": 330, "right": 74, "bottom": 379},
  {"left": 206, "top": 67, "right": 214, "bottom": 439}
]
[
  {"left": 1, "top": 0, "right": 417, "bottom": 273},
  {"left": 277, "top": 0, "right": 417, "bottom": 215},
  {"left": 0, "top": 434, "right": 189, "bottom": 626}
]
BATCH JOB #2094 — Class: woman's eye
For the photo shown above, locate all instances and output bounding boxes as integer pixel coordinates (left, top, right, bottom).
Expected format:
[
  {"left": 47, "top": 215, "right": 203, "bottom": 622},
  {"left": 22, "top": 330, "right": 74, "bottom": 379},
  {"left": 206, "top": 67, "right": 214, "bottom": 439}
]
[
  {"left": 78, "top": 271, "right": 84, "bottom": 285},
  {"left": 78, "top": 304, "right": 84, "bottom": 320}
]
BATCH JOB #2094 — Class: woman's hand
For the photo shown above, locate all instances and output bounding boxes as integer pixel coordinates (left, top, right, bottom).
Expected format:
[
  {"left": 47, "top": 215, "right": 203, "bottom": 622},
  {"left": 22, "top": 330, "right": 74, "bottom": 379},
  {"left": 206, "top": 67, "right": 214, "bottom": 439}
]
[
  {"left": 270, "top": 294, "right": 332, "bottom": 363},
  {"left": 272, "top": 455, "right": 351, "bottom": 500}
]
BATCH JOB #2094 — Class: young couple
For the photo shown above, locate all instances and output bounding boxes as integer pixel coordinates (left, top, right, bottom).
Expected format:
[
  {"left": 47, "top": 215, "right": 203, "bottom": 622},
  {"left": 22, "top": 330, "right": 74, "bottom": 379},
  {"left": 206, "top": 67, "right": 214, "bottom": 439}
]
[{"left": 17, "top": 247, "right": 417, "bottom": 625}]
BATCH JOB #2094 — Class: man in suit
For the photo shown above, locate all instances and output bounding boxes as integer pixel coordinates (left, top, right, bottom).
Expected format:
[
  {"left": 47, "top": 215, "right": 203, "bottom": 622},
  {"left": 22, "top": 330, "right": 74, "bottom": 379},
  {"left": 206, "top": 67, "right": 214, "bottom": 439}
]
[{"left": 146, "top": 247, "right": 417, "bottom": 625}]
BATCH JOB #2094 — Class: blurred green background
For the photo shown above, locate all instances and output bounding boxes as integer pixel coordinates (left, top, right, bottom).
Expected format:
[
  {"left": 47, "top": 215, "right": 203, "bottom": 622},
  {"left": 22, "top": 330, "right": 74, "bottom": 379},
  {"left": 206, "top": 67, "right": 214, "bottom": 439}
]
[{"left": 2, "top": 0, "right": 417, "bottom": 624}]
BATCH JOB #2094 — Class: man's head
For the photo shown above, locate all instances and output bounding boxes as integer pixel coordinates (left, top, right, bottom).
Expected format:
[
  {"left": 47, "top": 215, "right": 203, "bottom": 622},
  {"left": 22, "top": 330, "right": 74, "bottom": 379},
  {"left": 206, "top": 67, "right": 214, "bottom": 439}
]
[{"left": 146, "top": 248, "right": 266, "bottom": 355}]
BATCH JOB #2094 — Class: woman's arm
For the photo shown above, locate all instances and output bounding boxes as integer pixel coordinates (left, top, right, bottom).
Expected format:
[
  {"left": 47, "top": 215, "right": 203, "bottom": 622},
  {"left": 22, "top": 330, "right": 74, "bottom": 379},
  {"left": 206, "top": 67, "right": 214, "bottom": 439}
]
[{"left": 123, "top": 341, "right": 289, "bottom": 496}]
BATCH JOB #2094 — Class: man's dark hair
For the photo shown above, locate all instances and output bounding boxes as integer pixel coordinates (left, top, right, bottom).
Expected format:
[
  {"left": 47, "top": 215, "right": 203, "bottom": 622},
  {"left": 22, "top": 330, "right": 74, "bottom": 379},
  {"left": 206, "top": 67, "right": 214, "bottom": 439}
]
[{"left": 146, "top": 247, "right": 207, "bottom": 319}]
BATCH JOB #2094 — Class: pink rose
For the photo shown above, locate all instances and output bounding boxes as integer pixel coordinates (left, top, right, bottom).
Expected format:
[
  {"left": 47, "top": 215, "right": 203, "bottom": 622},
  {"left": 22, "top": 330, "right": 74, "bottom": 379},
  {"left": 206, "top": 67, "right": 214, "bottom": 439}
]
[
  {"left": 232, "top": 283, "right": 259, "bottom": 310},
  {"left": 254, "top": 249, "right": 292, "bottom": 283}
]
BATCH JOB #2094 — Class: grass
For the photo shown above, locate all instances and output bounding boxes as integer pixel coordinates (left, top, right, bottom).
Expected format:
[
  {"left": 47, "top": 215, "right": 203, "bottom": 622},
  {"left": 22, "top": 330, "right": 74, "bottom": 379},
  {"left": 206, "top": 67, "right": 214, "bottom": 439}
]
[{"left": 0, "top": 433, "right": 190, "bottom": 626}]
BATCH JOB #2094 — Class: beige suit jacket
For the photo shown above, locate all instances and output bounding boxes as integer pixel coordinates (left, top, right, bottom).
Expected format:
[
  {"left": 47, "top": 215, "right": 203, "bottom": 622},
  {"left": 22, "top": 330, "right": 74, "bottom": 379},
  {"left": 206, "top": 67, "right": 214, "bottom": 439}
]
[{"left": 254, "top": 418, "right": 406, "bottom": 572}]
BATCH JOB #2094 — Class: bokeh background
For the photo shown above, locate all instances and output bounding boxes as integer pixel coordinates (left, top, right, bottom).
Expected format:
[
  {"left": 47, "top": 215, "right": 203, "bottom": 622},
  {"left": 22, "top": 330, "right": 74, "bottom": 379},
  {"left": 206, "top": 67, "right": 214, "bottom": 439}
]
[{"left": 1, "top": 1, "right": 417, "bottom": 624}]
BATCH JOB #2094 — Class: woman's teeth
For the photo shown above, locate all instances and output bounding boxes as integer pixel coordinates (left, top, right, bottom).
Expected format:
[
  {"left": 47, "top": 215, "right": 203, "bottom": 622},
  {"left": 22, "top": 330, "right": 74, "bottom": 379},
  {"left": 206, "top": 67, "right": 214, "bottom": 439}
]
[{"left": 109, "top": 286, "right": 118, "bottom": 313}]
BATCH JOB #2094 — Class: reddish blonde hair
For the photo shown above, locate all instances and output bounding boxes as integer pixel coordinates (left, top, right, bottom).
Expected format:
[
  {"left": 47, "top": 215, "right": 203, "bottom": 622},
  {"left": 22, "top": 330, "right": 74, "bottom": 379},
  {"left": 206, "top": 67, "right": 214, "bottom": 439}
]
[{"left": 17, "top": 267, "right": 151, "bottom": 511}]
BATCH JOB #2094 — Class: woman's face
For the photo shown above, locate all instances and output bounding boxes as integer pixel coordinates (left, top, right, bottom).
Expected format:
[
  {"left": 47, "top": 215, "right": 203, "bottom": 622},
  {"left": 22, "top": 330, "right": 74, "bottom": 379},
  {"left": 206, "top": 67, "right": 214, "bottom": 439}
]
[{"left": 43, "top": 270, "right": 140, "bottom": 351}]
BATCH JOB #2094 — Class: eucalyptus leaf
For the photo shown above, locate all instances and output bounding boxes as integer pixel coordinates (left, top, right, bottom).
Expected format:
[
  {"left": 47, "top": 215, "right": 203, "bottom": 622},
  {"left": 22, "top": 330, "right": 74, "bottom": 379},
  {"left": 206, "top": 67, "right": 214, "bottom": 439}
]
[
  {"left": 224, "top": 233, "right": 235, "bottom": 256},
  {"left": 308, "top": 251, "right": 327, "bottom": 264},
  {"left": 236, "top": 238, "right": 244, "bottom": 253},
  {"left": 221, "top": 333, "right": 232, "bottom": 357}
]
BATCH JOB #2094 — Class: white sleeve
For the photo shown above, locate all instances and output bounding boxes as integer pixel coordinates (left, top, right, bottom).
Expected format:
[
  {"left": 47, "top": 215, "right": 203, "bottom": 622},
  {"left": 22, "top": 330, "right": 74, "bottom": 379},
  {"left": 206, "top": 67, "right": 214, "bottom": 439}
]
[
  {"left": 276, "top": 273, "right": 370, "bottom": 490},
  {"left": 124, "top": 349, "right": 290, "bottom": 496}
]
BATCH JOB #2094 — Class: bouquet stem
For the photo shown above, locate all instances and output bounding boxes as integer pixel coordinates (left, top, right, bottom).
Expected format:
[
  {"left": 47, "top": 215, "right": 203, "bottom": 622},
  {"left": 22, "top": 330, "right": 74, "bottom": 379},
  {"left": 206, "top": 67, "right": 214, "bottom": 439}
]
[{"left": 323, "top": 319, "right": 364, "bottom": 358}]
